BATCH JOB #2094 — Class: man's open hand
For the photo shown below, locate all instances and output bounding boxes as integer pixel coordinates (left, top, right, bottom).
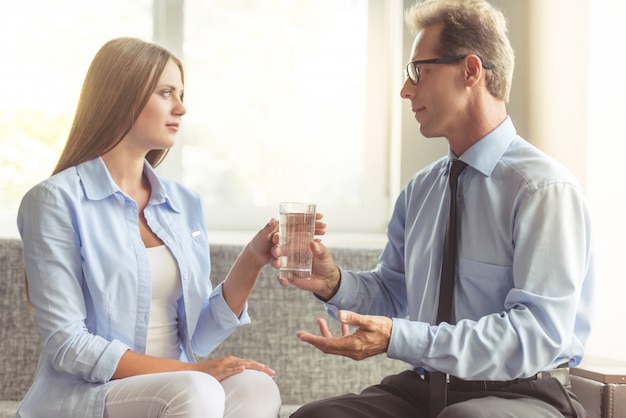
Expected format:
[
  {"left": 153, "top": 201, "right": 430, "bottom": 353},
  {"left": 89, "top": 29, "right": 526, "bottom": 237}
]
[{"left": 296, "top": 310, "right": 392, "bottom": 361}]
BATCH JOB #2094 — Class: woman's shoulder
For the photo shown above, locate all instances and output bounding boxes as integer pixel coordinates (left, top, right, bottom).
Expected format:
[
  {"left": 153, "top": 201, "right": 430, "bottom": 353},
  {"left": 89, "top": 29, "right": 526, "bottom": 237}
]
[{"left": 22, "top": 166, "right": 80, "bottom": 202}]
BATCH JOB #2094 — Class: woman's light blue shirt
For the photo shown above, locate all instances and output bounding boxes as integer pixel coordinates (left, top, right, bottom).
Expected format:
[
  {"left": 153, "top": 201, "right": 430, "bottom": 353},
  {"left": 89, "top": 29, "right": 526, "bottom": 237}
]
[
  {"left": 16, "top": 157, "right": 249, "bottom": 418},
  {"left": 327, "top": 117, "right": 595, "bottom": 381}
]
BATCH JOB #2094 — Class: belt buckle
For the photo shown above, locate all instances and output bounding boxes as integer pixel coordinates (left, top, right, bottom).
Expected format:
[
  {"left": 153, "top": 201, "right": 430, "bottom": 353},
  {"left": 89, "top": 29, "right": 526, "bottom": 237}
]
[{"left": 537, "top": 367, "right": 570, "bottom": 387}]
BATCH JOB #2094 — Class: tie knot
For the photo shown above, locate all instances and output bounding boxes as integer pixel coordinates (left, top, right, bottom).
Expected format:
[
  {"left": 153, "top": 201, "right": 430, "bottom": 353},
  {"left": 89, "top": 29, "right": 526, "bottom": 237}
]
[{"left": 449, "top": 160, "right": 467, "bottom": 183}]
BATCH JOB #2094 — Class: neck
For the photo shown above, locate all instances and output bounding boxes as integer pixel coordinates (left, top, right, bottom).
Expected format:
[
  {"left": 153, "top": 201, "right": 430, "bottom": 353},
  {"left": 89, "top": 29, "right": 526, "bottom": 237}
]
[
  {"left": 448, "top": 99, "right": 507, "bottom": 156},
  {"left": 100, "top": 147, "right": 147, "bottom": 194}
]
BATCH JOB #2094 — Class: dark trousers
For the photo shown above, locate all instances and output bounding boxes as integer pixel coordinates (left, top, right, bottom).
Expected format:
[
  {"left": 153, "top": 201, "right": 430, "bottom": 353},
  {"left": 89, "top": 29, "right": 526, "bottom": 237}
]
[{"left": 290, "top": 370, "right": 587, "bottom": 418}]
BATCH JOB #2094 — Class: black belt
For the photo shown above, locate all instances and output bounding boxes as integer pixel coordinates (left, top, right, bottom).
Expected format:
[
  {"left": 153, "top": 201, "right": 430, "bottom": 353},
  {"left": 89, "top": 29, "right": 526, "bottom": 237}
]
[
  {"left": 446, "top": 373, "right": 538, "bottom": 391},
  {"left": 425, "top": 364, "right": 570, "bottom": 393},
  {"left": 425, "top": 366, "right": 570, "bottom": 417}
]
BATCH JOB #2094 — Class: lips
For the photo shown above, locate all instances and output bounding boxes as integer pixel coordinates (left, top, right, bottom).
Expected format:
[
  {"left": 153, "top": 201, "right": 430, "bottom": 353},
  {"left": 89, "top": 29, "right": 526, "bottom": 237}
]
[
  {"left": 166, "top": 123, "right": 180, "bottom": 131},
  {"left": 411, "top": 106, "right": 426, "bottom": 121}
]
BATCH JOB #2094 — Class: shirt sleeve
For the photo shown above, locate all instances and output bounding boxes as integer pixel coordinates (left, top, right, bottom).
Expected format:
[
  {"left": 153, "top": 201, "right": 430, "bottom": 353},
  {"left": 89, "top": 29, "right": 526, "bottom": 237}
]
[
  {"left": 18, "top": 182, "right": 129, "bottom": 384},
  {"left": 387, "top": 181, "right": 593, "bottom": 380},
  {"left": 324, "top": 187, "right": 410, "bottom": 319},
  {"left": 191, "top": 282, "right": 251, "bottom": 356}
]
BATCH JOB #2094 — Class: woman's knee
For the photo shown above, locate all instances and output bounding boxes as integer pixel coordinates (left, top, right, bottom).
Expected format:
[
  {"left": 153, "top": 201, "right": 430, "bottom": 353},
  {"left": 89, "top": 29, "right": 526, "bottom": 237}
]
[
  {"left": 222, "top": 370, "right": 281, "bottom": 418},
  {"left": 166, "top": 371, "right": 226, "bottom": 417},
  {"left": 105, "top": 371, "right": 226, "bottom": 418}
]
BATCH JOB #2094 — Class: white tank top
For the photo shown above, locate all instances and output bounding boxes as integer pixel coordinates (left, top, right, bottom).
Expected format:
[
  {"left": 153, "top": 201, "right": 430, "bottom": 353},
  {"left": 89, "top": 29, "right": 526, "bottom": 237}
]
[{"left": 145, "top": 245, "right": 183, "bottom": 359}]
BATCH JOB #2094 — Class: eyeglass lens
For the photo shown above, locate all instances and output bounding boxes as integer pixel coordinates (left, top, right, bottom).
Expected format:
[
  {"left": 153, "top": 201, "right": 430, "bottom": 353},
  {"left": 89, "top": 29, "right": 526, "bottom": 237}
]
[{"left": 406, "top": 62, "right": 419, "bottom": 84}]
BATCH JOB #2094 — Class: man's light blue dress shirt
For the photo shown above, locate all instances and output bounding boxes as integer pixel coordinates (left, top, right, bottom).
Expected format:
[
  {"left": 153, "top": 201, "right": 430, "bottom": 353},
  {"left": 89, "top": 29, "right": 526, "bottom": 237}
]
[
  {"left": 17, "top": 157, "right": 249, "bottom": 418},
  {"left": 326, "top": 117, "right": 595, "bottom": 381}
]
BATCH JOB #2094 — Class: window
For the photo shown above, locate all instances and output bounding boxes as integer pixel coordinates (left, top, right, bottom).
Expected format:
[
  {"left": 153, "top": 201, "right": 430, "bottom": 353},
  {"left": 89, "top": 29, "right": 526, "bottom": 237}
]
[
  {"left": 168, "top": 0, "right": 398, "bottom": 235},
  {"left": 0, "top": 0, "right": 400, "bottom": 241},
  {"left": 0, "top": 0, "right": 153, "bottom": 235}
]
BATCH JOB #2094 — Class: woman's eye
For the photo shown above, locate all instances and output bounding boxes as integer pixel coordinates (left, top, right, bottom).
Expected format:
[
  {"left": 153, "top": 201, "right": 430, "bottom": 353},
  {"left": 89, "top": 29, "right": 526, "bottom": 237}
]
[{"left": 160, "top": 89, "right": 172, "bottom": 98}]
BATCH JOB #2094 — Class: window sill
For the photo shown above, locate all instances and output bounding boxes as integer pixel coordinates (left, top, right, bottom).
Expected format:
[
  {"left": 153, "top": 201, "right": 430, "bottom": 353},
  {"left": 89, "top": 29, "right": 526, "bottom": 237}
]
[{"left": 207, "top": 230, "right": 387, "bottom": 249}]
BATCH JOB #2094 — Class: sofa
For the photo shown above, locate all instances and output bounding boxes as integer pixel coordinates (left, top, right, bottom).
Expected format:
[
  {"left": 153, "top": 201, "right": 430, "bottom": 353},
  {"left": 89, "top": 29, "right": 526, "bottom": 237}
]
[{"left": 0, "top": 238, "right": 624, "bottom": 418}]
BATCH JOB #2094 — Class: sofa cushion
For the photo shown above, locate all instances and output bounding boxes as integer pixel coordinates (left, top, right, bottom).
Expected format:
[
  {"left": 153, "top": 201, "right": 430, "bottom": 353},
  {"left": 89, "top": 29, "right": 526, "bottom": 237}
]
[
  {"left": 0, "top": 239, "right": 41, "bottom": 402},
  {"left": 205, "top": 244, "right": 409, "bottom": 406}
]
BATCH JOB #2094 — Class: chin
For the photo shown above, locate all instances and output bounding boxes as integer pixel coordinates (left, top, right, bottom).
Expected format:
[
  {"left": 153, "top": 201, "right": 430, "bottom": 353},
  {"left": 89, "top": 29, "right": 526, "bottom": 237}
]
[
  {"left": 418, "top": 125, "right": 435, "bottom": 139},
  {"left": 418, "top": 123, "right": 445, "bottom": 140}
]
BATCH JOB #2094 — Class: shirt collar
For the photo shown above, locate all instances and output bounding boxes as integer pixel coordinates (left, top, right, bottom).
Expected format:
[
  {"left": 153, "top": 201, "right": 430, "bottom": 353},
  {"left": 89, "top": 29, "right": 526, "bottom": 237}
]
[
  {"left": 76, "top": 157, "right": 181, "bottom": 213},
  {"left": 448, "top": 116, "right": 517, "bottom": 177}
]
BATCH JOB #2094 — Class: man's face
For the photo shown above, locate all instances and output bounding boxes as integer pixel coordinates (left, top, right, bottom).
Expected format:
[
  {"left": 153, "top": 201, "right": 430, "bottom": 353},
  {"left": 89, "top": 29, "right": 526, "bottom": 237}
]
[{"left": 400, "top": 25, "right": 467, "bottom": 139}]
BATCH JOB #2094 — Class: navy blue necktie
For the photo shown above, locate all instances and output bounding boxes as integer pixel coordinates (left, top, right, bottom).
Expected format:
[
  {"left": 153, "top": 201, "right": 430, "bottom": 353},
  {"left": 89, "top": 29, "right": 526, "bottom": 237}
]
[
  {"left": 430, "top": 159, "right": 467, "bottom": 418},
  {"left": 437, "top": 159, "right": 467, "bottom": 324}
]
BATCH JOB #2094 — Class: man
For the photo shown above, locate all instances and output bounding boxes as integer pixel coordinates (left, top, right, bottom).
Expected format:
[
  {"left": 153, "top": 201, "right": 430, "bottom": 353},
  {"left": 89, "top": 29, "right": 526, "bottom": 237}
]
[{"left": 273, "top": 0, "right": 594, "bottom": 417}]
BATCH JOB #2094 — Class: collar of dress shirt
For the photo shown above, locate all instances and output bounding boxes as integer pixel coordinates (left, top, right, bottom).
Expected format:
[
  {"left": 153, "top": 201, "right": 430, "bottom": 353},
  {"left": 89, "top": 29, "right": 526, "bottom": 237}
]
[{"left": 447, "top": 116, "right": 517, "bottom": 177}]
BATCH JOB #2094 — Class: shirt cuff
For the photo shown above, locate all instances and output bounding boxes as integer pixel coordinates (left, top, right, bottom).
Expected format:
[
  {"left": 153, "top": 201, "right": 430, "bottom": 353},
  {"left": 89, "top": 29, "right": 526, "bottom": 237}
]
[
  {"left": 92, "top": 339, "right": 131, "bottom": 383},
  {"left": 387, "top": 317, "right": 429, "bottom": 367},
  {"left": 209, "top": 282, "right": 251, "bottom": 327},
  {"left": 322, "top": 267, "right": 356, "bottom": 319}
]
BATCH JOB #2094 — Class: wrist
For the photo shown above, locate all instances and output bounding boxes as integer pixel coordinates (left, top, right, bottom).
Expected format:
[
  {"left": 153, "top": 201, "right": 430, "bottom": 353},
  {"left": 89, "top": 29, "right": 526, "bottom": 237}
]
[
  {"left": 240, "top": 243, "right": 266, "bottom": 271},
  {"left": 316, "top": 265, "right": 342, "bottom": 301}
]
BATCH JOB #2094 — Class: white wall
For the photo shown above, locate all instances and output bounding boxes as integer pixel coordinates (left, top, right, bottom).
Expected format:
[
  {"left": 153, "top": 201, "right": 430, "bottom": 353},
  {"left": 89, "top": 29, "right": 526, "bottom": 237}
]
[{"left": 584, "top": 0, "right": 626, "bottom": 362}]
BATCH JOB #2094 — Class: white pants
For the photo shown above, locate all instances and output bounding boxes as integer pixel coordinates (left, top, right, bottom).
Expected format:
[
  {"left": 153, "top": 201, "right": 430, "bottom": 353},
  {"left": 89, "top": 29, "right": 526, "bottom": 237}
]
[{"left": 104, "top": 369, "right": 281, "bottom": 418}]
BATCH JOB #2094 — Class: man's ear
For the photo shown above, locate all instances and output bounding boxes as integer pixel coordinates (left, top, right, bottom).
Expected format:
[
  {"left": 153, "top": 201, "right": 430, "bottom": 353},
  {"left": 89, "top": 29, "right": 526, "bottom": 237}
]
[{"left": 464, "top": 54, "right": 483, "bottom": 87}]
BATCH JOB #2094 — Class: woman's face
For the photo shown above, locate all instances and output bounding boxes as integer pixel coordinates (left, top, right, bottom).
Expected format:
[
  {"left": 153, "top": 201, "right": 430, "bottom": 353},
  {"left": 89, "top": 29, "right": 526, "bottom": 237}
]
[{"left": 126, "top": 59, "right": 186, "bottom": 153}]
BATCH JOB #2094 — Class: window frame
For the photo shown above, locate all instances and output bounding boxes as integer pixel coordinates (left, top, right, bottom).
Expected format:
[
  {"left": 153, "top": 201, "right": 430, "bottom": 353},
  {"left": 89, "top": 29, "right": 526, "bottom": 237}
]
[{"left": 153, "top": 0, "right": 404, "bottom": 238}]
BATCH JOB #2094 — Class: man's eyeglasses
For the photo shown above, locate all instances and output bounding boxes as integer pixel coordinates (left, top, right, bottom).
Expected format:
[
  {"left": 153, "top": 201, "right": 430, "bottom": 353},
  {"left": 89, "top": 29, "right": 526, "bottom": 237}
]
[{"left": 405, "top": 54, "right": 494, "bottom": 85}]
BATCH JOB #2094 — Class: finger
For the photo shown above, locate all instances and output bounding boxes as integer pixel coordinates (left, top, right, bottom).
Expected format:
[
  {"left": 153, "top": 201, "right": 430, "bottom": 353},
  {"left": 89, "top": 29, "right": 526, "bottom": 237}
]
[
  {"left": 271, "top": 243, "right": 282, "bottom": 257},
  {"left": 276, "top": 276, "right": 290, "bottom": 288},
  {"left": 341, "top": 321, "right": 351, "bottom": 337},
  {"left": 311, "top": 240, "right": 323, "bottom": 255},
  {"left": 338, "top": 310, "right": 364, "bottom": 327},
  {"left": 214, "top": 365, "right": 246, "bottom": 381},
  {"left": 316, "top": 318, "right": 333, "bottom": 338},
  {"left": 243, "top": 361, "right": 276, "bottom": 377},
  {"left": 296, "top": 330, "right": 331, "bottom": 347},
  {"left": 314, "top": 220, "right": 326, "bottom": 236},
  {"left": 257, "top": 363, "right": 276, "bottom": 377},
  {"left": 266, "top": 217, "right": 279, "bottom": 233},
  {"left": 296, "top": 331, "right": 345, "bottom": 357},
  {"left": 257, "top": 218, "right": 278, "bottom": 241},
  {"left": 296, "top": 330, "right": 317, "bottom": 343},
  {"left": 270, "top": 259, "right": 281, "bottom": 270}
]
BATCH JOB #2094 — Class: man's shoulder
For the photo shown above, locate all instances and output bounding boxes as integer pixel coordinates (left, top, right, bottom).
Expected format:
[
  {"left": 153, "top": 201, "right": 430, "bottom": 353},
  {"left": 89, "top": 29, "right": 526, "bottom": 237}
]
[
  {"left": 411, "top": 155, "right": 448, "bottom": 181},
  {"left": 500, "top": 137, "right": 581, "bottom": 190}
]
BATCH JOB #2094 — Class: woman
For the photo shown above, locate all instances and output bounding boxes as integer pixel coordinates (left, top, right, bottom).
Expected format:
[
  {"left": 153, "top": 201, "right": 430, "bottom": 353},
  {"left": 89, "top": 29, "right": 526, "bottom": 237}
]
[{"left": 17, "top": 37, "right": 298, "bottom": 418}]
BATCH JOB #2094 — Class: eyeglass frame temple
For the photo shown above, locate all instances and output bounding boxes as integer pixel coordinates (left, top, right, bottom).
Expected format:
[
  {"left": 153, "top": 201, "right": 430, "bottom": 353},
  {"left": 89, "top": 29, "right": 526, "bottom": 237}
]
[{"left": 405, "top": 54, "right": 494, "bottom": 84}]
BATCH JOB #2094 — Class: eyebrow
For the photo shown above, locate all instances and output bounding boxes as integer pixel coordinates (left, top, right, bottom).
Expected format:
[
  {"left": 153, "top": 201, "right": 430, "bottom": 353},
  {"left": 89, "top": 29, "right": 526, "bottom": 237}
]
[{"left": 157, "top": 84, "right": 182, "bottom": 90}]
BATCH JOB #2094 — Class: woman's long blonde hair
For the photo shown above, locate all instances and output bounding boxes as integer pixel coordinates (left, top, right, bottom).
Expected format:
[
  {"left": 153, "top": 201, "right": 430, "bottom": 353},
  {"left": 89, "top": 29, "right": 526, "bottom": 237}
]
[
  {"left": 53, "top": 37, "right": 184, "bottom": 175},
  {"left": 26, "top": 38, "right": 183, "bottom": 307}
]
